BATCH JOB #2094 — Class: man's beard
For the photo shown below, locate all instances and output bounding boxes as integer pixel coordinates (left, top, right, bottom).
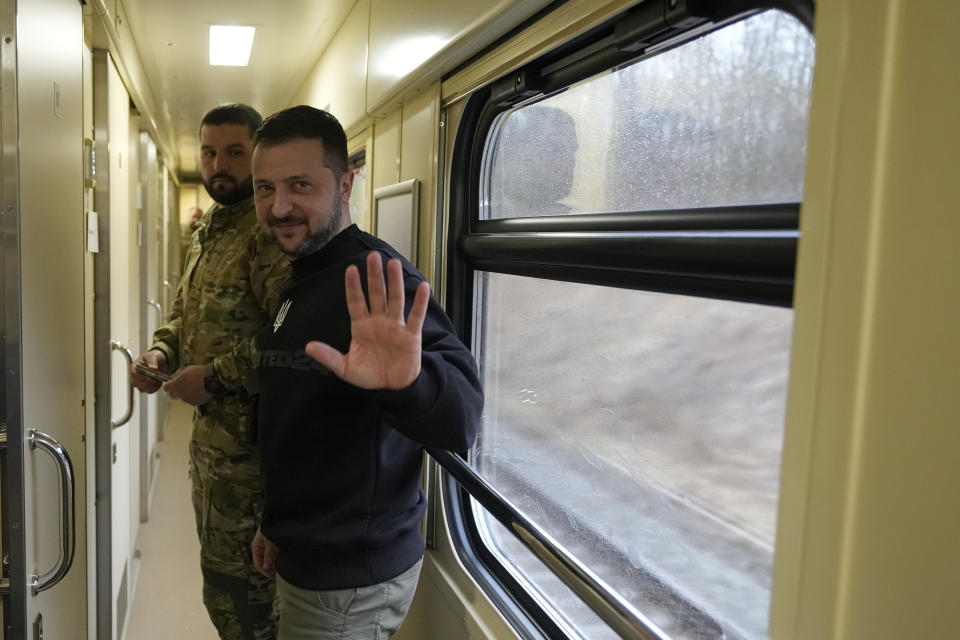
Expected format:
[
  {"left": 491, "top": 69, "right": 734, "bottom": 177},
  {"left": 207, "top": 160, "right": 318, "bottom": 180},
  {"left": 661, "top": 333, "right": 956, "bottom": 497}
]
[
  {"left": 203, "top": 173, "right": 253, "bottom": 206},
  {"left": 278, "top": 192, "right": 344, "bottom": 259}
]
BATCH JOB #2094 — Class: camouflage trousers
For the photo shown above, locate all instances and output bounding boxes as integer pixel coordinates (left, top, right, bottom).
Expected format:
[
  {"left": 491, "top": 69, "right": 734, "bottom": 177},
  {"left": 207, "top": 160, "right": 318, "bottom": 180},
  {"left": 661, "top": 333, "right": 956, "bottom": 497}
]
[{"left": 190, "top": 402, "right": 277, "bottom": 640}]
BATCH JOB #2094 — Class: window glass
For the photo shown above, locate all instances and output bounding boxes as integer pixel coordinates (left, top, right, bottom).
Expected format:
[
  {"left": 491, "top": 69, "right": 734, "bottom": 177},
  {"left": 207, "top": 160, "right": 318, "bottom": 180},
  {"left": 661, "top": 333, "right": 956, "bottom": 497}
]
[
  {"left": 348, "top": 151, "right": 369, "bottom": 232},
  {"left": 485, "top": 11, "right": 815, "bottom": 218},
  {"left": 473, "top": 273, "right": 793, "bottom": 638}
]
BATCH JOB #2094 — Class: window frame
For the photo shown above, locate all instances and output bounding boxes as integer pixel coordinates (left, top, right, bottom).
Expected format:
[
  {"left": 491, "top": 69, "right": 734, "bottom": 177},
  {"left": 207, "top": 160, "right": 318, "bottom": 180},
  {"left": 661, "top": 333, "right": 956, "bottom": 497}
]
[{"left": 440, "top": 1, "right": 815, "bottom": 637}]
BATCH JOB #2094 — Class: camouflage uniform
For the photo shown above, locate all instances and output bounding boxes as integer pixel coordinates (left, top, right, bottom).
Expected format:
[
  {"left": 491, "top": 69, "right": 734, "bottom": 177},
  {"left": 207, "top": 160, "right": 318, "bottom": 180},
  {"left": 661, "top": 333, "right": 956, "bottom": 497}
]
[{"left": 152, "top": 196, "right": 289, "bottom": 640}]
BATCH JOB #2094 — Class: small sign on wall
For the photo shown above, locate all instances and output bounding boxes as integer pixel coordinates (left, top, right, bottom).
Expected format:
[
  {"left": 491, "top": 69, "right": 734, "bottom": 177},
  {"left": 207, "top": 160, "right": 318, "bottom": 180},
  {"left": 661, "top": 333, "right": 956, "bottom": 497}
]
[
  {"left": 373, "top": 179, "right": 419, "bottom": 263},
  {"left": 86, "top": 211, "right": 99, "bottom": 253}
]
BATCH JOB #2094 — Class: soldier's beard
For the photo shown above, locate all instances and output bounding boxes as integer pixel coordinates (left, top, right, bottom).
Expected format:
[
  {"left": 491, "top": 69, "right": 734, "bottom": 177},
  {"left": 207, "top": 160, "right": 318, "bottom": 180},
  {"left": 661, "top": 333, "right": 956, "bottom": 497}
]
[
  {"left": 286, "top": 192, "right": 345, "bottom": 259},
  {"left": 203, "top": 173, "right": 254, "bottom": 206}
]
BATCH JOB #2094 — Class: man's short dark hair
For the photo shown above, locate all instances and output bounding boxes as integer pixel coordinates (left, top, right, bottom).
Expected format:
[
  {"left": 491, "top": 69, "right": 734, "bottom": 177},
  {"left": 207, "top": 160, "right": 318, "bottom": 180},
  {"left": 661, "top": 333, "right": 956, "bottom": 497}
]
[
  {"left": 254, "top": 105, "right": 348, "bottom": 176},
  {"left": 199, "top": 103, "right": 263, "bottom": 139}
]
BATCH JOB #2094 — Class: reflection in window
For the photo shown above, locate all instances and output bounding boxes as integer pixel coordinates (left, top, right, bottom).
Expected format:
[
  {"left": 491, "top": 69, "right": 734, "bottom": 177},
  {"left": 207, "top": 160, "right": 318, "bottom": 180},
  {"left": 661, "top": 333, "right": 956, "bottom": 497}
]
[
  {"left": 486, "top": 11, "right": 815, "bottom": 219},
  {"left": 348, "top": 150, "right": 368, "bottom": 232},
  {"left": 473, "top": 273, "right": 793, "bottom": 638}
]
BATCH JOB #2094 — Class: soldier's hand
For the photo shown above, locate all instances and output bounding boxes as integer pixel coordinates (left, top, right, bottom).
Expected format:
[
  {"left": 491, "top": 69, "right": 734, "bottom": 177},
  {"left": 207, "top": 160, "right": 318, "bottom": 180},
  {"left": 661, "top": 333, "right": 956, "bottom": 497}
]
[
  {"left": 252, "top": 528, "right": 277, "bottom": 580},
  {"left": 131, "top": 350, "right": 168, "bottom": 393},
  {"left": 163, "top": 364, "right": 213, "bottom": 406}
]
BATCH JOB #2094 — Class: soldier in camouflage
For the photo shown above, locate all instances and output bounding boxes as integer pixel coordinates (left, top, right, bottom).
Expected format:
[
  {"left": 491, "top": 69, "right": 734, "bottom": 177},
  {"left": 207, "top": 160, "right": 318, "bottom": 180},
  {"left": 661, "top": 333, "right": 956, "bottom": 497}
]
[{"left": 131, "top": 104, "right": 289, "bottom": 640}]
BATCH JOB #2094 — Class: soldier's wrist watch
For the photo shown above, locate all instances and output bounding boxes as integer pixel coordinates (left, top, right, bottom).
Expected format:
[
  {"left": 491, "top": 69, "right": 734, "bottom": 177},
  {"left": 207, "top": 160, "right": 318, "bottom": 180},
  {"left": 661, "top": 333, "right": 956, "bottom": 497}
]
[{"left": 203, "top": 364, "right": 228, "bottom": 397}]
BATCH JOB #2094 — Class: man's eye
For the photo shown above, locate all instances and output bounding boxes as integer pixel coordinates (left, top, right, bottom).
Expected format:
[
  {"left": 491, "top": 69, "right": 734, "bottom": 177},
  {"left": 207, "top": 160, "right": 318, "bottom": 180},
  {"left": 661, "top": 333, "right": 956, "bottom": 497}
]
[{"left": 256, "top": 185, "right": 273, "bottom": 195}]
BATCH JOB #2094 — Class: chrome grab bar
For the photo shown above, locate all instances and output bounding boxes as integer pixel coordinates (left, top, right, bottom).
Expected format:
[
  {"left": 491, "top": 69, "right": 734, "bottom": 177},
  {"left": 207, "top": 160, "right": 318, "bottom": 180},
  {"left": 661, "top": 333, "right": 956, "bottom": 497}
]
[
  {"left": 28, "top": 429, "right": 76, "bottom": 595},
  {"left": 428, "top": 448, "right": 669, "bottom": 640},
  {"left": 147, "top": 298, "right": 162, "bottom": 319},
  {"left": 110, "top": 340, "right": 135, "bottom": 428}
]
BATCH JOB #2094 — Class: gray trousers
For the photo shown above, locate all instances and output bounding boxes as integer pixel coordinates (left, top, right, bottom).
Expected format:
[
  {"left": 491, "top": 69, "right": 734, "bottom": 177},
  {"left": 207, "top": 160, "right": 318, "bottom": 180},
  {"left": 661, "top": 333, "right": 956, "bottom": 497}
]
[{"left": 276, "top": 558, "right": 423, "bottom": 640}]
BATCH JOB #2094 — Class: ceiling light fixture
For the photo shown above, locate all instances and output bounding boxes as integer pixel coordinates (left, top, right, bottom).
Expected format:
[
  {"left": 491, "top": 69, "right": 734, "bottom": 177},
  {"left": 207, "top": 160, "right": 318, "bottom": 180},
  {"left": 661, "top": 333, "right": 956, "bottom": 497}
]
[{"left": 209, "top": 25, "right": 255, "bottom": 66}]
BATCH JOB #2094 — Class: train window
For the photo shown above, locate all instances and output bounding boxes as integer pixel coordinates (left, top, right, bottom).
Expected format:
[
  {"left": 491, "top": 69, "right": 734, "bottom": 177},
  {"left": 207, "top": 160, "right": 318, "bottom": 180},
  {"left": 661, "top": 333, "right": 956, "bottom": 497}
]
[
  {"left": 456, "top": 8, "right": 815, "bottom": 640},
  {"left": 347, "top": 149, "right": 369, "bottom": 232},
  {"left": 473, "top": 275, "right": 792, "bottom": 638},
  {"left": 485, "top": 10, "right": 815, "bottom": 219}
]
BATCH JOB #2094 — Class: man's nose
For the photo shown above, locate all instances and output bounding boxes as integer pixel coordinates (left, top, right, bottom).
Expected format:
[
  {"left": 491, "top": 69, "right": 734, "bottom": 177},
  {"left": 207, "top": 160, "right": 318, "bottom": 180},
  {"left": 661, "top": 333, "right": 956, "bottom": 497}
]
[
  {"left": 213, "top": 153, "right": 230, "bottom": 172},
  {"left": 271, "top": 188, "right": 293, "bottom": 217}
]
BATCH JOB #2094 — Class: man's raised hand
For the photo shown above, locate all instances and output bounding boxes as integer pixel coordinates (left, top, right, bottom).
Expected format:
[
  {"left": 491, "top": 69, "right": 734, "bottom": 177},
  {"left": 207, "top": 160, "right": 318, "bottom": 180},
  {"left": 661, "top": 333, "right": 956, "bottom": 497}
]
[{"left": 305, "top": 252, "right": 429, "bottom": 390}]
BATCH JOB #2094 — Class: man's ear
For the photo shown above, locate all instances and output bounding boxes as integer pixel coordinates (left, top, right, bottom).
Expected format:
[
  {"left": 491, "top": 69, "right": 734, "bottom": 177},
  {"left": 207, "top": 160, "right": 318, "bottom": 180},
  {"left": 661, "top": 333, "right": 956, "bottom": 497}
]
[{"left": 340, "top": 169, "right": 355, "bottom": 201}]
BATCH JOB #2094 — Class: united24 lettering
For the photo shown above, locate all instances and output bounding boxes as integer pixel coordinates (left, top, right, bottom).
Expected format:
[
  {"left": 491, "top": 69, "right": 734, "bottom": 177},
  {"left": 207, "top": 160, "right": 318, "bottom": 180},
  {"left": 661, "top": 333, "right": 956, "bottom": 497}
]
[{"left": 259, "top": 349, "right": 330, "bottom": 372}]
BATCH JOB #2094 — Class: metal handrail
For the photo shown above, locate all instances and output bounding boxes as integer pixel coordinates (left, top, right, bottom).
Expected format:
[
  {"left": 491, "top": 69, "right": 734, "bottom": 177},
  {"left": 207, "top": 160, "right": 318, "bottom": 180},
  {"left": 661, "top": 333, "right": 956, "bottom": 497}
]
[
  {"left": 0, "top": 430, "right": 6, "bottom": 596},
  {"left": 427, "top": 448, "right": 669, "bottom": 640},
  {"left": 147, "top": 298, "right": 162, "bottom": 319},
  {"left": 110, "top": 340, "right": 135, "bottom": 428},
  {"left": 28, "top": 429, "right": 76, "bottom": 595}
]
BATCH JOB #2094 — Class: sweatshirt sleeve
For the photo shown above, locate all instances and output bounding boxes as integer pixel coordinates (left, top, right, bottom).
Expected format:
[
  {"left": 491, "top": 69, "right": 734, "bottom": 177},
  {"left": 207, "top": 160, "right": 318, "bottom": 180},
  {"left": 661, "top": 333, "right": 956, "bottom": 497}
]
[{"left": 372, "top": 273, "right": 483, "bottom": 453}]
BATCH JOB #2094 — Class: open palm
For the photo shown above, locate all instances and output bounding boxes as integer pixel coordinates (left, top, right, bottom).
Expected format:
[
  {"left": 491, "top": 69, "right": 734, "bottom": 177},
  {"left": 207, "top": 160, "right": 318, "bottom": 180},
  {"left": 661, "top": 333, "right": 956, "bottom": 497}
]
[{"left": 305, "top": 252, "right": 429, "bottom": 390}]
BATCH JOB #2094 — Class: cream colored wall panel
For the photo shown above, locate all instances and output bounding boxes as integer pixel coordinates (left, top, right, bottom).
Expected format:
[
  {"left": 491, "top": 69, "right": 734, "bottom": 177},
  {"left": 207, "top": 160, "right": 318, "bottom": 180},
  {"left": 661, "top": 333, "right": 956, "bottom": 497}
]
[
  {"left": 772, "top": 1, "right": 960, "bottom": 639},
  {"left": 292, "top": 0, "right": 370, "bottom": 136},
  {"left": 836, "top": 2, "right": 959, "bottom": 637},
  {"left": 367, "top": 0, "right": 551, "bottom": 116},
  {"left": 399, "top": 83, "right": 440, "bottom": 278},
  {"left": 371, "top": 109, "right": 402, "bottom": 192},
  {"left": 396, "top": 553, "right": 517, "bottom": 640},
  {"left": 771, "top": 1, "right": 889, "bottom": 635}
]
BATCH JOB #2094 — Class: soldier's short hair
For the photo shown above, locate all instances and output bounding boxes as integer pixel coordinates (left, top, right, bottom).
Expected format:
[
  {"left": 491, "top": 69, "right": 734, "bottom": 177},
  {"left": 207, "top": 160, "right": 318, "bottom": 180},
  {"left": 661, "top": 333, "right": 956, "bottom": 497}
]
[
  {"left": 253, "top": 106, "right": 348, "bottom": 177},
  {"left": 199, "top": 103, "right": 263, "bottom": 139}
]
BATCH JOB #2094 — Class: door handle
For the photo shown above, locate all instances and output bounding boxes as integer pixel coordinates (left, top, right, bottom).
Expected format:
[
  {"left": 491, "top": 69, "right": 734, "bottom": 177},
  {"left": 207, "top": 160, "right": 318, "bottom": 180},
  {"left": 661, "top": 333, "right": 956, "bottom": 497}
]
[
  {"left": 110, "top": 340, "right": 135, "bottom": 428},
  {"left": 27, "top": 429, "right": 76, "bottom": 595}
]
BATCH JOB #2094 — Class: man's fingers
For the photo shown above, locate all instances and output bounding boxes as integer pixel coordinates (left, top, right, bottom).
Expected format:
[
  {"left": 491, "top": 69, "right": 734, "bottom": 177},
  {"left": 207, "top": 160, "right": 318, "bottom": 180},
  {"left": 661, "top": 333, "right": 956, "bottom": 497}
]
[
  {"left": 305, "top": 341, "right": 345, "bottom": 378},
  {"left": 406, "top": 281, "right": 430, "bottom": 335},
  {"left": 343, "top": 265, "right": 369, "bottom": 320},
  {"left": 365, "top": 252, "right": 388, "bottom": 315},
  {"left": 386, "top": 259, "right": 406, "bottom": 321},
  {"left": 143, "top": 349, "right": 168, "bottom": 372}
]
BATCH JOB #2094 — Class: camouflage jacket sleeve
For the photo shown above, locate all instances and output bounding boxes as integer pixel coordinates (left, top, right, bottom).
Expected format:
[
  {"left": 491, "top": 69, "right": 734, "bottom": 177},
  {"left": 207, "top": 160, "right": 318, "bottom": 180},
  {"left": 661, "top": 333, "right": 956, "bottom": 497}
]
[
  {"left": 150, "top": 275, "right": 185, "bottom": 371},
  {"left": 210, "top": 232, "right": 290, "bottom": 394}
]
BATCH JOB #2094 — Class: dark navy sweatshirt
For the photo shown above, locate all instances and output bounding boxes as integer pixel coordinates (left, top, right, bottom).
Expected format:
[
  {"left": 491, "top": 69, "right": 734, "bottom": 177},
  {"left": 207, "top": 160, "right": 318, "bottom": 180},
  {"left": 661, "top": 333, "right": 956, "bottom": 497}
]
[{"left": 257, "top": 224, "right": 482, "bottom": 590}]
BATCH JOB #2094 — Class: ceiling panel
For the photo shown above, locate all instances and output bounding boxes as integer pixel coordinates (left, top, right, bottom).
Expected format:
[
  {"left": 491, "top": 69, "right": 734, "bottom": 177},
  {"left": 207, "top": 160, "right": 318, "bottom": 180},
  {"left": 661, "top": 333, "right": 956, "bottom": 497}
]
[{"left": 120, "top": 0, "right": 355, "bottom": 173}]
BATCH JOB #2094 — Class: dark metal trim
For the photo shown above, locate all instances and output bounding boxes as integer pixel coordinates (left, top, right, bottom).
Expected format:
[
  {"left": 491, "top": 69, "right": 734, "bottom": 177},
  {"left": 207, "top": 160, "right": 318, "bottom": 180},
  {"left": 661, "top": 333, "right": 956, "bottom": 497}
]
[
  {"left": 92, "top": 47, "right": 114, "bottom": 640},
  {"left": 474, "top": 203, "right": 800, "bottom": 232},
  {"left": 460, "top": 230, "right": 798, "bottom": 307},
  {"left": 0, "top": 0, "right": 27, "bottom": 633},
  {"left": 441, "top": 469, "right": 566, "bottom": 640},
  {"left": 431, "top": 449, "right": 669, "bottom": 640}
]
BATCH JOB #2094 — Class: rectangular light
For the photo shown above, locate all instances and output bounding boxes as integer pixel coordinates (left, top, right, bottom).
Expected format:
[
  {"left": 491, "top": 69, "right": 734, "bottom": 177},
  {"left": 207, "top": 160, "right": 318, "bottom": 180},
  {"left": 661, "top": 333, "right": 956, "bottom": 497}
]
[{"left": 209, "top": 25, "right": 255, "bottom": 66}]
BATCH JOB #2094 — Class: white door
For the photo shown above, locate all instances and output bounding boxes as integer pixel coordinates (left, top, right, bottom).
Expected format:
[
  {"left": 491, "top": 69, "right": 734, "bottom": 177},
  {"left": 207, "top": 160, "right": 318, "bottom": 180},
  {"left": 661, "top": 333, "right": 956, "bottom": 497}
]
[
  {"left": 138, "top": 131, "right": 164, "bottom": 523},
  {"left": 0, "top": 0, "right": 88, "bottom": 638},
  {"left": 92, "top": 49, "right": 142, "bottom": 640}
]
